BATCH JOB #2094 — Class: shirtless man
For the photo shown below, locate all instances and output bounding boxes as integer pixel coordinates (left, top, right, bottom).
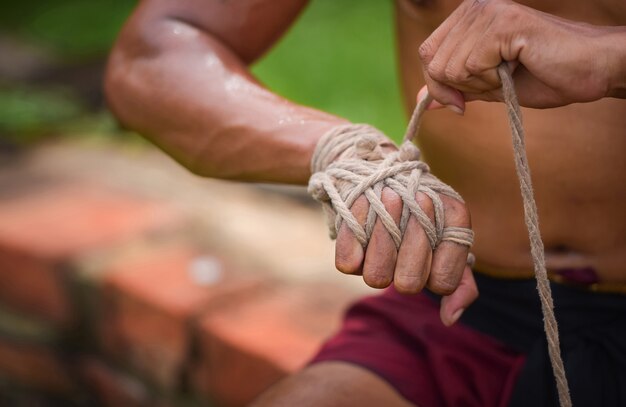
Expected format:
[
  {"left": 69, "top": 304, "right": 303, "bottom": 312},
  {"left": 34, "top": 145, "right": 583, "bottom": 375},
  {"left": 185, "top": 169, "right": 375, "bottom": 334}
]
[{"left": 105, "top": 0, "right": 626, "bottom": 405}]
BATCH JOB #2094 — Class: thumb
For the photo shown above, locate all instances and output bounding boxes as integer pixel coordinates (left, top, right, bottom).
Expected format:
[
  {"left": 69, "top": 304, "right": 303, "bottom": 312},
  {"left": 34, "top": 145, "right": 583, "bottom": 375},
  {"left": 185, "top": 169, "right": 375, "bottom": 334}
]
[
  {"left": 421, "top": 66, "right": 466, "bottom": 115},
  {"left": 439, "top": 265, "right": 479, "bottom": 327}
]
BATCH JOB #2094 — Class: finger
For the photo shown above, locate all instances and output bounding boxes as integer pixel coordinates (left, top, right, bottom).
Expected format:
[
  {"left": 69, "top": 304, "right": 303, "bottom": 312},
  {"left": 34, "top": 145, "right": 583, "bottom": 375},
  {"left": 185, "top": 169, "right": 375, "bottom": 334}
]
[
  {"left": 362, "top": 188, "right": 402, "bottom": 289},
  {"left": 465, "top": 14, "right": 525, "bottom": 82},
  {"left": 335, "top": 195, "right": 368, "bottom": 275},
  {"left": 442, "top": 7, "right": 503, "bottom": 92},
  {"left": 463, "top": 29, "right": 510, "bottom": 88},
  {"left": 440, "top": 265, "right": 479, "bottom": 327},
  {"left": 394, "top": 192, "right": 434, "bottom": 294},
  {"left": 428, "top": 4, "right": 482, "bottom": 86},
  {"left": 420, "top": 0, "right": 476, "bottom": 55},
  {"left": 418, "top": 0, "right": 478, "bottom": 112},
  {"left": 460, "top": 61, "right": 524, "bottom": 104},
  {"left": 421, "top": 64, "right": 466, "bottom": 115},
  {"left": 462, "top": 89, "right": 503, "bottom": 103},
  {"left": 427, "top": 195, "right": 471, "bottom": 296},
  {"left": 503, "top": 65, "right": 564, "bottom": 108}
]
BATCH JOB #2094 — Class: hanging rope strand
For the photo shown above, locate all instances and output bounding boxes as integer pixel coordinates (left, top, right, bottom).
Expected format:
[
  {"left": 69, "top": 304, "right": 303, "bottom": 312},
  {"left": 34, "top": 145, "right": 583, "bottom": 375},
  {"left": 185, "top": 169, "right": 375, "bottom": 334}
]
[
  {"left": 404, "top": 65, "right": 572, "bottom": 407},
  {"left": 497, "top": 64, "right": 572, "bottom": 407}
]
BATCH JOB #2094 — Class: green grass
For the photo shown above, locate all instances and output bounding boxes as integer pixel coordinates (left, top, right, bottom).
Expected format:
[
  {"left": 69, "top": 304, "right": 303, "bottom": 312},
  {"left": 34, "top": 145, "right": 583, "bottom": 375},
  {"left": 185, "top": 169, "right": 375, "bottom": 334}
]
[
  {"left": 253, "top": 1, "right": 406, "bottom": 141},
  {"left": 0, "top": 85, "right": 82, "bottom": 138},
  {"left": 0, "top": 0, "right": 135, "bottom": 59}
]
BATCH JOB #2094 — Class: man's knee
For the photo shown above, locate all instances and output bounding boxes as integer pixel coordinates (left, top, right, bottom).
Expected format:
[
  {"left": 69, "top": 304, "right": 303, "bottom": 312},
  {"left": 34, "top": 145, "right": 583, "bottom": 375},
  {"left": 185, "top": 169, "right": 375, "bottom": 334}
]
[{"left": 250, "top": 361, "right": 414, "bottom": 407}]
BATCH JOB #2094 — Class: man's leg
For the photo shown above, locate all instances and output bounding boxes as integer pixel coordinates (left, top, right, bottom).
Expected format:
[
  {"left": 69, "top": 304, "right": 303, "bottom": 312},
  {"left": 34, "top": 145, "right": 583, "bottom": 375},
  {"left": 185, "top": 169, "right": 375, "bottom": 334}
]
[{"left": 251, "top": 362, "right": 414, "bottom": 407}]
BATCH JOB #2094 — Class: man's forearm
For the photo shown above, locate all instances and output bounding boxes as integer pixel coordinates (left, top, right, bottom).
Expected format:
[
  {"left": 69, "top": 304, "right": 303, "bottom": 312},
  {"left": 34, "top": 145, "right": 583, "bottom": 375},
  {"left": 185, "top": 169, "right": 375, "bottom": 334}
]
[{"left": 105, "top": 12, "right": 346, "bottom": 185}]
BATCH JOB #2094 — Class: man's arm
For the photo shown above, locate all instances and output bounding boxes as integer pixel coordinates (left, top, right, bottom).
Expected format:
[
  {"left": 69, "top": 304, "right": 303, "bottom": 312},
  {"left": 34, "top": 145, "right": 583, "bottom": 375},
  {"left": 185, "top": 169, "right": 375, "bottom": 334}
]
[
  {"left": 106, "top": 0, "right": 477, "bottom": 326},
  {"left": 105, "top": 0, "right": 346, "bottom": 184}
]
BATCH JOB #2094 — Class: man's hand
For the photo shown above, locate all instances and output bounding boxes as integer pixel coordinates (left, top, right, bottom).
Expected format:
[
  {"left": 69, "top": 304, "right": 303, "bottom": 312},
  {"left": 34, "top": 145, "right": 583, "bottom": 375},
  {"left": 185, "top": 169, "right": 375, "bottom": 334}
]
[
  {"left": 309, "top": 126, "right": 478, "bottom": 326},
  {"left": 418, "top": 0, "right": 626, "bottom": 112},
  {"left": 335, "top": 188, "right": 477, "bottom": 327}
]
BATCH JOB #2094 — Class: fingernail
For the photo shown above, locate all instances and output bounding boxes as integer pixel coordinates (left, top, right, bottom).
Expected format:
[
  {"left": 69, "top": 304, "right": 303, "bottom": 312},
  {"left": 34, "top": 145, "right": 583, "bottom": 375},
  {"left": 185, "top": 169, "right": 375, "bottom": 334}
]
[
  {"left": 450, "top": 308, "right": 465, "bottom": 325},
  {"left": 446, "top": 105, "right": 464, "bottom": 115}
]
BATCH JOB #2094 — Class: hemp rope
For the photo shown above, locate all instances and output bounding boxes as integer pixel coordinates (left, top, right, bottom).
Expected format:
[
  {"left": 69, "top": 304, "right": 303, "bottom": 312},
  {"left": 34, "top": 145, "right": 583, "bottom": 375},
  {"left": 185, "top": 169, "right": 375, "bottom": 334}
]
[
  {"left": 497, "top": 64, "right": 572, "bottom": 407},
  {"left": 309, "top": 120, "right": 475, "bottom": 252},
  {"left": 308, "top": 64, "right": 571, "bottom": 407},
  {"left": 409, "top": 66, "right": 572, "bottom": 407}
]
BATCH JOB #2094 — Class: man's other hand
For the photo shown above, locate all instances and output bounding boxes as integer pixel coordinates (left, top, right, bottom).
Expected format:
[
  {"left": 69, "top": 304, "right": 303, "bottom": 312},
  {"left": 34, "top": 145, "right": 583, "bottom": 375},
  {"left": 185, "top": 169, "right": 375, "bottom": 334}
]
[{"left": 418, "top": 0, "right": 626, "bottom": 112}]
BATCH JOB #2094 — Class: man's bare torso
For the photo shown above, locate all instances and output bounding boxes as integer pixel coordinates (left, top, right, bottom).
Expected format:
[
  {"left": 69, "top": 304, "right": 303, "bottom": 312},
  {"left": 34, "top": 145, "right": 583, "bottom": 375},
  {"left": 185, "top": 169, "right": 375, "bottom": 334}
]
[{"left": 396, "top": 0, "right": 626, "bottom": 282}]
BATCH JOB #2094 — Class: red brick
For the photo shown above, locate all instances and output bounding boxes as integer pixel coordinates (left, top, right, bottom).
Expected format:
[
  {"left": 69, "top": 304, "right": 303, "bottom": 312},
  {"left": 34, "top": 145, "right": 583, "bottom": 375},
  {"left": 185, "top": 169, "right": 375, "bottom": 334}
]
[
  {"left": 0, "top": 337, "right": 75, "bottom": 393},
  {"left": 0, "top": 250, "right": 70, "bottom": 324},
  {"left": 0, "top": 184, "right": 180, "bottom": 324},
  {"left": 100, "top": 246, "right": 260, "bottom": 390},
  {"left": 191, "top": 284, "right": 358, "bottom": 407},
  {"left": 80, "top": 357, "right": 151, "bottom": 407}
]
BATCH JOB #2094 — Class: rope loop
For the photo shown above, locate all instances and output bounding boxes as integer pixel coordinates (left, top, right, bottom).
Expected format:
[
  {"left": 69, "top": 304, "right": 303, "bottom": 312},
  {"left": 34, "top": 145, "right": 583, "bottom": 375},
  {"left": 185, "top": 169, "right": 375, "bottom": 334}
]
[{"left": 308, "top": 124, "right": 474, "bottom": 251}]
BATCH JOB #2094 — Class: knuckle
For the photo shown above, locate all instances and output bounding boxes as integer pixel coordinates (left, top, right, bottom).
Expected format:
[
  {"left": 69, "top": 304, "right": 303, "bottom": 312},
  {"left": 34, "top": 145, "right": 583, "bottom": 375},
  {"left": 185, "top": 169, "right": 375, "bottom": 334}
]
[
  {"left": 415, "top": 192, "right": 435, "bottom": 218},
  {"left": 335, "top": 259, "right": 356, "bottom": 275},
  {"left": 443, "top": 65, "right": 467, "bottom": 84},
  {"left": 418, "top": 40, "right": 434, "bottom": 63},
  {"left": 381, "top": 188, "right": 402, "bottom": 209},
  {"left": 468, "top": 0, "right": 491, "bottom": 17},
  {"left": 363, "top": 273, "right": 393, "bottom": 289},
  {"left": 501, "top": 3, "right": 522, "bottom": 20},
  {"left": 479, "top": 0, "right": 498, "bottom": 11},
  {"left": 443, "top": 196, "right": 471, "bottom": 227},
  {"left": 429, "top": 276, "right": 458, "bottom": 296},
  {"left": 427, "top": 61, "right": 446, "bottom": 82},
  {"left": 465, "top": 0, "right": 484, "bottom": 13},
  {"left": 350, "top": 195, "right": 369, "bottom": 217},
  {"left": 394, "top": 274, "right": 424, "bottom": 294},
  {"left": 465, "top": 57, "right": 483, "bottom": 75},
  {"left": 335, "top": 251, "right": 360, "bottom": 275},
  {"left": 429, "top": 280, "right": 456, "bottom": 295},
  {"left": 492, "top": 3, "right": 523, "bottom": 32}
]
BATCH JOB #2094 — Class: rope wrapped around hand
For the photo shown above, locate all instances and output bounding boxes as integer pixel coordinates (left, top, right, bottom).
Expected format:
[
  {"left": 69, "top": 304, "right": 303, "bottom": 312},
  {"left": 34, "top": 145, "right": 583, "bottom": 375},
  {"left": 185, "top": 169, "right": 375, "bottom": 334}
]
[{"left": 307, "top": 122, "right": 474, "bottom": 254}]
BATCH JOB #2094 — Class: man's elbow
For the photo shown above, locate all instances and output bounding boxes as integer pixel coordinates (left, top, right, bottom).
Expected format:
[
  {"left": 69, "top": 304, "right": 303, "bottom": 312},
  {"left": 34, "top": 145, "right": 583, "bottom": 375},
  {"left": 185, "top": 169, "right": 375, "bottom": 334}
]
[
  {"left": 104, "top": 50, "right": 134, "bottom": 130},
  {"left": 104, "top": 9, "right": 170, "bottom": 131}
]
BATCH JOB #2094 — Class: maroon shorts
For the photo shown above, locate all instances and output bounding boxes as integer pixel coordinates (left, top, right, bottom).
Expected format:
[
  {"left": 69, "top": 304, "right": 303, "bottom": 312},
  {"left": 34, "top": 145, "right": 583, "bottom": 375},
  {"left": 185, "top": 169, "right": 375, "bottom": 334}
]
[
  {"left": 309, "top": 273, "right": 626, "bottom": 407},
  {"left": 310, "top": 286, "right": 524, "bottom": 407}
]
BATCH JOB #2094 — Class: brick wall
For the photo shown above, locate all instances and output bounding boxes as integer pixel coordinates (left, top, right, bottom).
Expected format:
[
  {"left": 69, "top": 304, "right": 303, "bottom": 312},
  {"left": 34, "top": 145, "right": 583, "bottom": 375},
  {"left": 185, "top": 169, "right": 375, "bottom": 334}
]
[{"left": 0, "top": 180, "right": 357, "bottom": 406}]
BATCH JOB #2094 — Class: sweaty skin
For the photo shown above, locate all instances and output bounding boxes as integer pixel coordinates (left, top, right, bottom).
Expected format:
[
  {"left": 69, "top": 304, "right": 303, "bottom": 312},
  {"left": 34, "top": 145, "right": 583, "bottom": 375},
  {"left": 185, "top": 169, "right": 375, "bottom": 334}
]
[{"left": 105, "top": 0, "right": 626, "bottom": 330}]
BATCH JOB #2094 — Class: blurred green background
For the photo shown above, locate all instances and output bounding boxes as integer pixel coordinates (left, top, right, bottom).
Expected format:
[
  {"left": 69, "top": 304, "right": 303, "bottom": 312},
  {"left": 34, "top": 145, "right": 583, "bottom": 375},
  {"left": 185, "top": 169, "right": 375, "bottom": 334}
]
[{"left": 0, "top": 0, "right": 407, "bottom": 148}]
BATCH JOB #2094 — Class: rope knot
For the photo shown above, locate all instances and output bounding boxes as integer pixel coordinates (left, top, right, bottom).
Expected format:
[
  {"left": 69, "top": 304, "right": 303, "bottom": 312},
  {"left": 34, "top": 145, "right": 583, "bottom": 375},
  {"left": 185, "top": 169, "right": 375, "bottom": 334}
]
[
  {"left": 309, "top": 123, "right": 474, "bottom": 251},
  {"left": 355, "top": 135, "right": 387, "bottom": 161},
  {"left": 397, "top": 141, "right": 421, "bottom": 162},
  {"left": 307, "top": 173, "right": 330, "bottom": 202}
]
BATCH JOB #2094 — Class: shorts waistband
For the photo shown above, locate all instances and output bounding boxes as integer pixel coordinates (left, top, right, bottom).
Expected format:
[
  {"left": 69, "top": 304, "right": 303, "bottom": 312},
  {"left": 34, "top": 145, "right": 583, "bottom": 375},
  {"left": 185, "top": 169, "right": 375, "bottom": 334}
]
[{"left": 474, "top": 261, "right": 626, "bottom": 295}]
